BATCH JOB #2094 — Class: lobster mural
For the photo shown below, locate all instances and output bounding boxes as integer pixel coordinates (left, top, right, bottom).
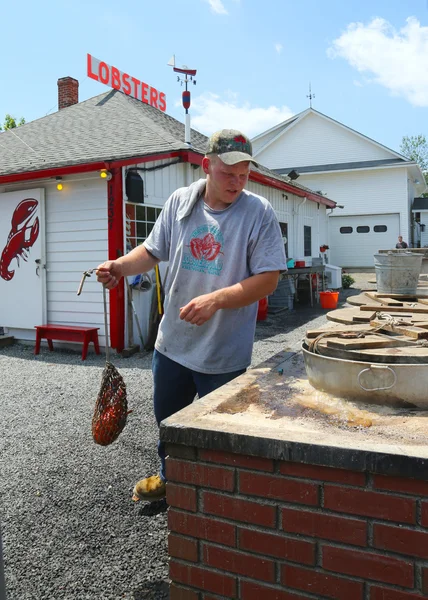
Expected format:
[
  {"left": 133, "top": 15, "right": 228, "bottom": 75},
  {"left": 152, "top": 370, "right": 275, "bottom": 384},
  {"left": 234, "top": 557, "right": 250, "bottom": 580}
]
[{"left": 0, "top": 199, "right": 40, "bottom": 281}]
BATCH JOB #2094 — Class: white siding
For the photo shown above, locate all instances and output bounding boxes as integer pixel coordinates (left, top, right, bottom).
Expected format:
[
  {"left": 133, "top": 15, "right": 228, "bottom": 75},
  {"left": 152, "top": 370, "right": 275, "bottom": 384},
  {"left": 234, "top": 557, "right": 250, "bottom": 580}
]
[
  {"left": 299, "top": 168, "right": 409, "bottom": 267},
  {"left": 255, "top": 112, "right": 395, "bottom": 170},
  {"left": 125, "top": 159, "right": 188, "bottom": 207},
  {"left": 245, "top": 180, "right": 329, "bottom": 261},
  {"left": 252, "top": 122, "right": 295, "bottom": 155},
  {"left": 302, "top": 167, "right": 408, "bottom": 232},
  {"left": 45, "top": 175, "right": 109, "bottom": 345}
]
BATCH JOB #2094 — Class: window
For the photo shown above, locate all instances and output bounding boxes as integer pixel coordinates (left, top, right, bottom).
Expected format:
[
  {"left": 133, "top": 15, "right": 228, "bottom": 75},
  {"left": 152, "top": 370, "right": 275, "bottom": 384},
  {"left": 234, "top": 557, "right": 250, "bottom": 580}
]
[
  {"left": 304, "top": 226, "right": 312, "bottom": 256},
  {"left": 374, "top": 225, "right": 387, "bottom": 233},
  {"left": 340, "top": 226, "right": 353, "bottom": 234},
  {"left": 279, "top": 222, "right": 288, "bottom": 257},
  {"left": 357, "top": 226, "right": 370, "bottom": 233},
  {"left": 126, "top": 203, "right": 162, "bottom": 252}
]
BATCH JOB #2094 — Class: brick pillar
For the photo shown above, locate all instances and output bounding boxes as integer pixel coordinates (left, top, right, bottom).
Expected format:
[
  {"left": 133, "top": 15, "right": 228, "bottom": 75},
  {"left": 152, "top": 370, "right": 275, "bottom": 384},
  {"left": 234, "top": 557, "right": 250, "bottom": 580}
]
[{"left": 57, "top": 77, "right": 79, "bottom": 110}]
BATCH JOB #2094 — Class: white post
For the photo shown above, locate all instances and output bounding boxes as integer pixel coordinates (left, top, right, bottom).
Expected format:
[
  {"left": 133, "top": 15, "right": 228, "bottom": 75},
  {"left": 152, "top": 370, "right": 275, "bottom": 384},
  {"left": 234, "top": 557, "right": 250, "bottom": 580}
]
[{"left": 185, "top": 114, "right": 191, "bottom": 145}]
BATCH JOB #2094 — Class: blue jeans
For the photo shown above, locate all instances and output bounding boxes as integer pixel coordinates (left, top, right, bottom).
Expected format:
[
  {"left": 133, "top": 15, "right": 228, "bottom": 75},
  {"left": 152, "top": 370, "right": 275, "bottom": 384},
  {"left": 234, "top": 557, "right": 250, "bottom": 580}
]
[{"left": 152, "top": 349, "right": 246, "bottom": 481}]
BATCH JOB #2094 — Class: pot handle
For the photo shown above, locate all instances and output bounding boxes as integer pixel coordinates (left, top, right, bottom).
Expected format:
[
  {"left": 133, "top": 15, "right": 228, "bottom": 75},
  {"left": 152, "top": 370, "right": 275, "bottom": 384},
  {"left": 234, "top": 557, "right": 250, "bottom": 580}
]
[{"left": 357, "top": 365, "right": 397, "bottom": 392}]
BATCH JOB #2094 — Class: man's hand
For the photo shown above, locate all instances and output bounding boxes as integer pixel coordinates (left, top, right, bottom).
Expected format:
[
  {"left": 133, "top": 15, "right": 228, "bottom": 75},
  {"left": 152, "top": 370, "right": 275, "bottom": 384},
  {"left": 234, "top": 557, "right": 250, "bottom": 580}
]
[
  {"left": 96, "top": 261, "right": 124, "bottom": 289},
  {"left": 179, "top": 294, "right": 219, "bottom": 326}
]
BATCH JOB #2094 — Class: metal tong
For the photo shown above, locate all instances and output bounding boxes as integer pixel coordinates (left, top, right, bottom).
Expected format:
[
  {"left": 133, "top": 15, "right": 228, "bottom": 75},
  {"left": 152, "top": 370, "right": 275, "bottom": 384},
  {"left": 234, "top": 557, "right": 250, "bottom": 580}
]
[
  {"left": 77, "top": 267, "right": 111, "bottom": 362},
  {"left": 77, "top": 268, "right": 96, "bottom": 296}
]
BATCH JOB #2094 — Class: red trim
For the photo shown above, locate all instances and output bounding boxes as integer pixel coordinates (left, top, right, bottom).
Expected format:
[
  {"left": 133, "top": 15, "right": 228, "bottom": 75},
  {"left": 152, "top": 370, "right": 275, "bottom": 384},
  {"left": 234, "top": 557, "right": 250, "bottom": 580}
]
[
  {"left": 173, "top": 67, "right": 197, "bottom": 76},
  {"left": 109, "top": 151, "right": 182, "bottom": 168},
  {"left": 248, "top": 170, "right": 336, "bottom": 207},
  {"left": 0, "top": 152, "right": 182, "bottom": 185},
  {"left": 107, "top": 168, "right": 125, "bottom": 352},
  {"left": 181, "top": 150, "right": 203, "bottom": 166},
  {"left": 0, "top": 162, "right": 109, "bottom": 185},
  {"left": 0, "top": 148, "right": 335, "bottom": 206}
]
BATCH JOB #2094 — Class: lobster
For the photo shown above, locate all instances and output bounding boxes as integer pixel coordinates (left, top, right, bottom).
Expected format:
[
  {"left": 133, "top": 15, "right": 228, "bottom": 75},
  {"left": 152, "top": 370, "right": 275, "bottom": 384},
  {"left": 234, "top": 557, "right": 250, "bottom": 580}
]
[
  {"left": 0, "top": 199, "right": 40, "bottom": 281},
  {"left": 190, "top": 233, "right": 222, "bottom": 261}
]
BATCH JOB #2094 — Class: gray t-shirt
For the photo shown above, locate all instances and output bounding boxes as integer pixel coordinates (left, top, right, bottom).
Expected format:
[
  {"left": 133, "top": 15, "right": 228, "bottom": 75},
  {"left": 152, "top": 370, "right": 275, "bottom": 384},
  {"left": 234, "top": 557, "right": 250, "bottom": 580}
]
[{"left": 143, "top": 178, "right": 287, "bottom": 374}]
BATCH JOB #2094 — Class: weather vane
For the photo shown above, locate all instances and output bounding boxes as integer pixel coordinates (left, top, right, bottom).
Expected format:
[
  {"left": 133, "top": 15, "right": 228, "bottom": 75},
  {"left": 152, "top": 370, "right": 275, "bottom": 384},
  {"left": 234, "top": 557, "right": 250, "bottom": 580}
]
[
  {"left": 307, "top": 83, "right": 315, "bottom": 108},
  {"left": 168, "top": 55, "right": 197, "bottom": 145}
]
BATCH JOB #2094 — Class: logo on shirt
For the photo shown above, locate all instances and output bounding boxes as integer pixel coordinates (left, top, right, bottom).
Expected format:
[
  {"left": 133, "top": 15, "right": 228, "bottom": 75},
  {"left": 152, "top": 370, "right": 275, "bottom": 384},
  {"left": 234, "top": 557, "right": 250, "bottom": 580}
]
[{"left": 182, "top": 225, "right": 224, "bottom": 276}]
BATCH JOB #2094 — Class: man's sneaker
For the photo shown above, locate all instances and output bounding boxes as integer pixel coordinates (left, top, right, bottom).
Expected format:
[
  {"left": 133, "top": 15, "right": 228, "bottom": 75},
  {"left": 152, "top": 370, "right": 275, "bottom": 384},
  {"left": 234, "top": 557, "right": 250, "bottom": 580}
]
[{"left": 132, "top": 474, "right": 166, "bottom": 502}]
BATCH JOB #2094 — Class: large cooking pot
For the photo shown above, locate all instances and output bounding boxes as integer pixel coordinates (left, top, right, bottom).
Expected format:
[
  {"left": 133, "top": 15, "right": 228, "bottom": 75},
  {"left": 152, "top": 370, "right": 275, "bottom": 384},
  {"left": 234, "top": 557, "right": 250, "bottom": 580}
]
[{"left": 302, "top": 343, "right": 428, "bottom": 408}]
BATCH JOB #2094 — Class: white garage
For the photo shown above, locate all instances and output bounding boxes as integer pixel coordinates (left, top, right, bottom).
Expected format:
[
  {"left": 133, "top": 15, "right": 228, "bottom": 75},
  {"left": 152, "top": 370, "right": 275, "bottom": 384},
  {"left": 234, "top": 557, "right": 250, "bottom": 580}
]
[{"left": 329, "top": 214, "right": 400, "bottom": 267}]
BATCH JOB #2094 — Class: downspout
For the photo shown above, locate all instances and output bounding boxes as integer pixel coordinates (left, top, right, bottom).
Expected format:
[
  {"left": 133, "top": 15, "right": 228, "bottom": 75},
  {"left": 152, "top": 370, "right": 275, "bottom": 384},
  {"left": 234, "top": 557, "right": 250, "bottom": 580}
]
[
  {"left": 296, "top": 197, "right": 307, "bottom": 256},
  {"left": 317, "top": 203, "right": 320, "bottom": 257}
]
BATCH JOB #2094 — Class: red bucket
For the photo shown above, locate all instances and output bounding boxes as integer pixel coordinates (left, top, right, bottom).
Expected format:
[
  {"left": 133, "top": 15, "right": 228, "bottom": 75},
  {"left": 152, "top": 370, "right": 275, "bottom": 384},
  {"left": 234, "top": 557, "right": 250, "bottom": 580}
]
[
  {"left": 257, "top": 297, "right": 268, "bottom": 321},
  {"left": 319, "top": 291, "right": 339, "bottom": 309}
]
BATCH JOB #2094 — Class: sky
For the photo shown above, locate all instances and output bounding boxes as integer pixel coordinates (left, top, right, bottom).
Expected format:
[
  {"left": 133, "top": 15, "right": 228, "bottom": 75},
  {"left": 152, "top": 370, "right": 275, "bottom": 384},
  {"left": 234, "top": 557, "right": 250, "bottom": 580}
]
[{"left": 1, "top": 0, "right": 428, "bottom": 154}]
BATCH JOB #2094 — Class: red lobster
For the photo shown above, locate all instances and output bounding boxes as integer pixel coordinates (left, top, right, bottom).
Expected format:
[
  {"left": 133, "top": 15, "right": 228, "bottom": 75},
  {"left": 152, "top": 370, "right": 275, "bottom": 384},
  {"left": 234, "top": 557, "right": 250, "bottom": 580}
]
[
  {"left": 190, "top": 233, "right": 222, "bottom": 261},
  {"left": 0, "top": 199, "right": 40, "bottom": 281}
]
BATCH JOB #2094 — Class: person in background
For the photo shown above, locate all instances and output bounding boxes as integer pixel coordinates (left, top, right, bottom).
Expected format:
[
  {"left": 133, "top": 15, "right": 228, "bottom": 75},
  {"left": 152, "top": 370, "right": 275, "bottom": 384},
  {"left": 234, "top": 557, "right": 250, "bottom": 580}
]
[
  {"left": 96, "top": 129, "right": 287, "bottom": 502},
  {"left": 396, "top": 236, "right": 408, "bottom": 249}
]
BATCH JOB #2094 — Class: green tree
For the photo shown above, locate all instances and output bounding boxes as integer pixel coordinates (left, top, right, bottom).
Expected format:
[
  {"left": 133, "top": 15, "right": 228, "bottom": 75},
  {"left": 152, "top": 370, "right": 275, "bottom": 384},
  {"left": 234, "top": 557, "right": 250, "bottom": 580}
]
[
  {"left": 400, "top": 134, "right": 428, "bottom": 169},
  {"left": 0, "top": 114, "right": 26, "bottom": 131},
  {"left": 400, "top": 134, "right": 428, "bottom": 196}
]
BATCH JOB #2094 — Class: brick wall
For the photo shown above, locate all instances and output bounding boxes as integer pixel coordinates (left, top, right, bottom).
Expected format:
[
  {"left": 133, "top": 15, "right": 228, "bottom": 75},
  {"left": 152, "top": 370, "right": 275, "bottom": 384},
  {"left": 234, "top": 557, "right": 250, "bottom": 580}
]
[{"left": 165, "top": 444, "right": 428, "bottom": 600}]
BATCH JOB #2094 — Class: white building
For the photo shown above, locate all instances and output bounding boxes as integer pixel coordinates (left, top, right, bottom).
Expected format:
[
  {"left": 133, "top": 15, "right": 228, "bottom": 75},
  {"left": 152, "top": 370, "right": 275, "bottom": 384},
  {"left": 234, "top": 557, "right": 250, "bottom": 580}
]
[
  {"left": 0, "top": 78, "right": 334, "bottom": 352},
  {"left": 252, "top": 108, "right": 427, "bottom": 267}
]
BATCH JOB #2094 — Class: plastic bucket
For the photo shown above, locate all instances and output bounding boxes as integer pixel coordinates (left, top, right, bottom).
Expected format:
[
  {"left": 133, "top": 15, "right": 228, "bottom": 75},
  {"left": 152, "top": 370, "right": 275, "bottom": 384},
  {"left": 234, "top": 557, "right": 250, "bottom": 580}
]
[
  {"left": 319, "top": 291, "right": 339, "bottom": 309},
  {"left": 257, "top": 297, "right": 268, "bottom": 321},
  {"left": 374, "top": 252, "right": 422, "bottom": 295}
]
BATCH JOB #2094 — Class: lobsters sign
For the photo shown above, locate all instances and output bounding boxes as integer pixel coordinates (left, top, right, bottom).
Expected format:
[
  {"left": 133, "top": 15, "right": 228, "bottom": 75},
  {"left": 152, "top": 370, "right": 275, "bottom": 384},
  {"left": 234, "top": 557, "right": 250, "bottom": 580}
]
[{"left": 87, "top": 53, "right": 166, "bottom": 112}]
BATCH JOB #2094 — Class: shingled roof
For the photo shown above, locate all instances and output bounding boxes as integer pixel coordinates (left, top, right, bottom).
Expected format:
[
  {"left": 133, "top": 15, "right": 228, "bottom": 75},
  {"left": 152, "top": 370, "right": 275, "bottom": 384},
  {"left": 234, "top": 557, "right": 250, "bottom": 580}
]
[
  {"left": 0, "top": 90, "right": 207, "bottom": 176},
  {"left": 0, "top": 89, "right": 334, "bottom": 205}
]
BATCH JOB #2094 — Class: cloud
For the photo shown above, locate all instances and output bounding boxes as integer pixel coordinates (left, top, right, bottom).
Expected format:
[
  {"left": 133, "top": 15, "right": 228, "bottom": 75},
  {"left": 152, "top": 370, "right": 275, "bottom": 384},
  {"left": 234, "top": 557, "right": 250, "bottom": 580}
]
[
  {"left": 184, "top": 92, "right": 294, "bottom": 137},
  {"left": 328, "top": 17, "right": 428, "bottom": 106},
  {"left": 275, "top": 43, "right": 283, "bottom": 54},
  {"left": 205, "top": 0, "right": 228, "bottom": 14}
]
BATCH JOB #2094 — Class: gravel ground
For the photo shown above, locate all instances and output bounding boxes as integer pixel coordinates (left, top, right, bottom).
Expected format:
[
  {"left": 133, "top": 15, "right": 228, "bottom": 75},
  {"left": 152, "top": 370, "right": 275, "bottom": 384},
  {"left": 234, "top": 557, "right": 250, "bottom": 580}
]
[{"left": 0, "top": 272, "right": 373, "bottom": 600}]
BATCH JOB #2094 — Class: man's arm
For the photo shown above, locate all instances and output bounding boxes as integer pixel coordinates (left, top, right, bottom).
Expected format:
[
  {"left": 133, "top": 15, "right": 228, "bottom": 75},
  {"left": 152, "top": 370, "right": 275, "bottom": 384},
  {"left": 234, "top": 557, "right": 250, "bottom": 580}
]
[
  {"left": 179, "top": 271, "right": 280, "bottom": 326},
  {"left": 96, "top": 245, "right": 159, "bottom": 289}
]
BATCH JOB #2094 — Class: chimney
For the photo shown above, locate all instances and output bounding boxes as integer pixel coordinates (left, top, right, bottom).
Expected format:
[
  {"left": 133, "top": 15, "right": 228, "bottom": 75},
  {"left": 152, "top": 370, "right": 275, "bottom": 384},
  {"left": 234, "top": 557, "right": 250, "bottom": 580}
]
[{"left": 57, "top": 77, "right": 79, "bottom": 110}]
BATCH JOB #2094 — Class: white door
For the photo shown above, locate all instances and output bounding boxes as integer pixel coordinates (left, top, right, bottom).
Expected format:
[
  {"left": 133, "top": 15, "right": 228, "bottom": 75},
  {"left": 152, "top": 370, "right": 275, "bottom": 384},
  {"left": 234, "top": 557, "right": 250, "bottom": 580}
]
[
  {"left": 329, "top": 214, "right": 400, "bottom": 267},
  {"left": 0, "top": 189, "right": 46, "bottom": 329}
]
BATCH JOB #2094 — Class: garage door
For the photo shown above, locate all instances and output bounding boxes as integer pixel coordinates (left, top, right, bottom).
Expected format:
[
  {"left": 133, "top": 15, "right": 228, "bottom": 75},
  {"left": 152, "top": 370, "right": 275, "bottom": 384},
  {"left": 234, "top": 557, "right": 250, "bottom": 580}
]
[{"left": 329, "top": 214, "right": 400, "bottom": 267}]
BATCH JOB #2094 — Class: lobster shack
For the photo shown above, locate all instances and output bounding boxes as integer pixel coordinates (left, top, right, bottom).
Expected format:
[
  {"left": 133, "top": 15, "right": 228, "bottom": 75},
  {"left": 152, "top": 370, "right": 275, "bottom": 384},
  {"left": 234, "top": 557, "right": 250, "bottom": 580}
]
[{"left": 0, "top": 74, "right": 335, "bottom": 354}]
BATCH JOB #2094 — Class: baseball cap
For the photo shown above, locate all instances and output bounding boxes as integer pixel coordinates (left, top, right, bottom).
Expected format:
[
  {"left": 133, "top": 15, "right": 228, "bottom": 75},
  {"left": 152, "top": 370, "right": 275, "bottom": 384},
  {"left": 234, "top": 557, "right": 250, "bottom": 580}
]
[{"left": 206, "top": 129, "right": 258, "bottom": 167}]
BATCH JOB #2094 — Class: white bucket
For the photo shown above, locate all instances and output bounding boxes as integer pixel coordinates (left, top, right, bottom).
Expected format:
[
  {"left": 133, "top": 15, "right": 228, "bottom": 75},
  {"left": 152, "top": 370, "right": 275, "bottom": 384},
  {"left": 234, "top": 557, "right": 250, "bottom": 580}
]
[{"left": 374, "top": 252, "right": 422, "bottom": 295}]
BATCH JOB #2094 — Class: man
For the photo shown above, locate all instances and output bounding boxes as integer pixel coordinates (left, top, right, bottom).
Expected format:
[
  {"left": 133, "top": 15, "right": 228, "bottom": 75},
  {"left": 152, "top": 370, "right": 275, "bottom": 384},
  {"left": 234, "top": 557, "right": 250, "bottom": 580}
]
[
  {"left": 96, "top": 129, "right": 287, "bottom": 501},
  {"left": 396, "top": 236, "right": 408, "bottom": 249}
]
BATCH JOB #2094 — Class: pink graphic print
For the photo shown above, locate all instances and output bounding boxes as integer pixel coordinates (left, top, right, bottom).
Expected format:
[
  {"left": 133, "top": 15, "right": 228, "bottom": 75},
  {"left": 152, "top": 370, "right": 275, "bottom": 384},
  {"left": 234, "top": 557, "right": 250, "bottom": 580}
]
[{"left": 189, "top": 233, "right": 222, "bottom": 261}]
